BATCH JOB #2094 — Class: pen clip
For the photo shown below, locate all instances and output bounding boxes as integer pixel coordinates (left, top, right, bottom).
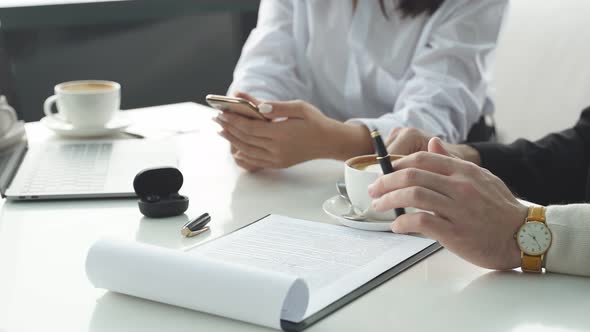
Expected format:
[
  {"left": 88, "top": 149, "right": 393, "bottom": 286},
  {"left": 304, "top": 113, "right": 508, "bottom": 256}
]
[
  {"left": 181, "top": 213, "right": 211, "bottom": 237},
  {"left": 185, "top": 213, "right": 210, "bottom": 229},
  {"left": 182, "top": 226, "right": 210, "bottom": 238}
]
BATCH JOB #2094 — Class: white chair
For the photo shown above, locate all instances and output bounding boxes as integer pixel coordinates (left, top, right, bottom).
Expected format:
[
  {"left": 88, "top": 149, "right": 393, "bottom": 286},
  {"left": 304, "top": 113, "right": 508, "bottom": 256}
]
[{"left": 491, "top": 0, "right": 590, "bottom": 143}]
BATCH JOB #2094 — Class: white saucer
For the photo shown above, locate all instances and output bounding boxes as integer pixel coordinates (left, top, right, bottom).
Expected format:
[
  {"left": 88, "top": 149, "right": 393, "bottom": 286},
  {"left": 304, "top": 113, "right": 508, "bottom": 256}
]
[
  {"left": 322, "top": 195, "right": 393, "bottom": 232},
  {"left": 41, "top": 115, "right": 131, "bottom": 138},
  {"left": 0, "top": 121, "right": 26, "bottom": 151}
]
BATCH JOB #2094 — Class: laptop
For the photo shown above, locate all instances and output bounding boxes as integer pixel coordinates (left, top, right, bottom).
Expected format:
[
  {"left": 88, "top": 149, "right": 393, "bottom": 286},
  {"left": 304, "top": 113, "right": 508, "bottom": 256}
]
[{"left": 0, "top": 133, "right": 177, "bottom": 200}]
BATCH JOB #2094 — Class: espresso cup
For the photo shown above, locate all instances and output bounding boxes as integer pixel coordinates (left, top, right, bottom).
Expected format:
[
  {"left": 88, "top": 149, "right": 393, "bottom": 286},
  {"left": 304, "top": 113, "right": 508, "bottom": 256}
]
[
  {"left": 344, "top": 154, "right": 403, "bottom": 221},
  {"left": 44, "top": 80, "right": 121, "bottom": 128},
  {"left": 0, "top": 95, "right": 18, "bottom": 137}
]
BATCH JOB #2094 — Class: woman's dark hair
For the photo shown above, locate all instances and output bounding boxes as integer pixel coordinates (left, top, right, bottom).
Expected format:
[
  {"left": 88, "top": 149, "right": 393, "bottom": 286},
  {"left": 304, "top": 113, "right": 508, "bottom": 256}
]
[{"left": 379, "top": 0, "right": 445, "bottom": 18}]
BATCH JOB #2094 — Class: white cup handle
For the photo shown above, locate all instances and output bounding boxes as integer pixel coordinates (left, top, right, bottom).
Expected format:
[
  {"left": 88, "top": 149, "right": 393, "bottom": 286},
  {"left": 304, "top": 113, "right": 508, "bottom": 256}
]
[
  {"left": 44, "top": 95, "right": 59, "bottom": 118},
  {"left": 0, "top": 96, "right": 18, "bottom": 134},
  {"left": 2, "top": 104, "right": 17, "bottom": 124}
]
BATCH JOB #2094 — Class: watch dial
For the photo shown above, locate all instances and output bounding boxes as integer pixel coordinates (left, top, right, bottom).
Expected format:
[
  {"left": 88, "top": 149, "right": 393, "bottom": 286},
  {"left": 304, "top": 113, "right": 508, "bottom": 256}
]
[{"left": 517, "top": 222, "right": 552, "bottom": 256}]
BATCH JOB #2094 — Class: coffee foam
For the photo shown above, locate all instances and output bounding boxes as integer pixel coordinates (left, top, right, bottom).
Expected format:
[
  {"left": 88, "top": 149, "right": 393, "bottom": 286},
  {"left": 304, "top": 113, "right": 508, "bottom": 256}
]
[
  {"left": 363, "top": 163, "right": 383, "bottom": 174},
  {"left": 62, "top": 83, "right": 115, "bottom": 92}
]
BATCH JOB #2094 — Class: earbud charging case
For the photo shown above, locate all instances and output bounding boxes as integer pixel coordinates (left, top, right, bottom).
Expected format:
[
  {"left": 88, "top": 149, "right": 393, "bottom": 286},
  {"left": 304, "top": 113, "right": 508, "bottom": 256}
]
[{"left": 133, "top": 167, "right": 189, "bottom": 218}]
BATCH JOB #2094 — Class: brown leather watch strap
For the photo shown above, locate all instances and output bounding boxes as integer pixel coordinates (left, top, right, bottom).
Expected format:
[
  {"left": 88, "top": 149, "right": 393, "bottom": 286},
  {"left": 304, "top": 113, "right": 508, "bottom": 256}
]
[
  {"left": 521, "top": 206, "right": 547, "bottom": 273},
  {"left": 527, "top": 206, "right": 546, "bottom": 222},
  {"left": 521, "top": 254, "right": 543, "bottom": 273}
]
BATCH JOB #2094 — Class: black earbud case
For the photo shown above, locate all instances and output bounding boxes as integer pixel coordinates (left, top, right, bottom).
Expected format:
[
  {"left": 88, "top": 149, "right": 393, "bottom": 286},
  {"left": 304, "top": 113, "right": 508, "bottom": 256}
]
[{"left": 133, "top": 167, "right": 189, "bottom": 218}]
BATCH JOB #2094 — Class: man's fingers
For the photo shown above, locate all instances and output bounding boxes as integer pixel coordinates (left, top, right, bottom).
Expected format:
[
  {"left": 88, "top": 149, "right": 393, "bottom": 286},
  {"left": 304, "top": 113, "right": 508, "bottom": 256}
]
[
  {"left": 393, "top": 151, "right": 463, "bottom": 176},
  {"left": 372, "top": 186, "right": 453, "bottom": 218},
  {"left": 391, "top": 212, "right": 452, "bottom": 241},
  {"left": 369, "top": 168, "right": 453, "bottom": 200},
  {"left": 219, "top": 130, "right": 274, "bottom": 163}
]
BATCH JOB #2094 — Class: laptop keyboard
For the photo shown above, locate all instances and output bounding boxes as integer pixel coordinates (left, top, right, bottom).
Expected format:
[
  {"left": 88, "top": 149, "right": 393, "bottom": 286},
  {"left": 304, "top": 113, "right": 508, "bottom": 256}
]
[{"left": 21, "top": 143, "right": 113, "bottom": 194}]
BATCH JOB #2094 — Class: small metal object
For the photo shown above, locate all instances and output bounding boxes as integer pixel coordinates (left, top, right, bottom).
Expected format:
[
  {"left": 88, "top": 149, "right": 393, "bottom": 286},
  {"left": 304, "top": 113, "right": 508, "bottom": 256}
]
[
  {"left": 336, "top": 181, "right": 368, "bottom": 221},
  {"left": 181, "top": 213, "right": 211, "bottom": 237},
  {"left": 181, "top": 226, "right": 210, "bottom": 238}
]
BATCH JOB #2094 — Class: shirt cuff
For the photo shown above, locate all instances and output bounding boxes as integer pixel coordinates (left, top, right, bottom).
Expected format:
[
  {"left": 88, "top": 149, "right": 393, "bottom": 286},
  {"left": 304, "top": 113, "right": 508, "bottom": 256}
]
[
  {"left": 346, "top": 116, "right": 410, "bottom": 139},
  {"left": 544, "top": 204, "right": 590, "bottom": 277},
  {"left": 346, "top": 118, "right": 382, "bottom": 135},
  {"left": 349, "top": 106, "right": 463, "bottom": 143}
]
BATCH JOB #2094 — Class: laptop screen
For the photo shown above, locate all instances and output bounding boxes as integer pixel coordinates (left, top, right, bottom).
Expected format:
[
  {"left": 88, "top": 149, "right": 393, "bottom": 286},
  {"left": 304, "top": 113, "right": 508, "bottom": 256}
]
[{"left": 0, "top": 134, "right": 27, "bottom": 197}]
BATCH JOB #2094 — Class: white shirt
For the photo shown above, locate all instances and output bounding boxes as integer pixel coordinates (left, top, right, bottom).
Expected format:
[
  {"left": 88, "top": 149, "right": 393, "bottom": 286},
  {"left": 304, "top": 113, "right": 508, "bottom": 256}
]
[
  {"left": 229, "top": 0, "right": 508, "bottom": 142},
  {"left": 545, "top": 205, "right": 590, "bottom": 277}
]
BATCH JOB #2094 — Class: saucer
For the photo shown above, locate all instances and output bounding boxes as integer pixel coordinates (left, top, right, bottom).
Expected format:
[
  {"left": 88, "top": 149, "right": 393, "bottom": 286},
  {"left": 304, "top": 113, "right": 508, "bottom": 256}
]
[
  {"left": 41, "top": 115, "right": 131, "bottom": 138},
  {"left": 322, "top": 195, "right": 393, "bottom": 232},
  {"left": 0, "top": 121, "right": 26, "bottom": 151}
]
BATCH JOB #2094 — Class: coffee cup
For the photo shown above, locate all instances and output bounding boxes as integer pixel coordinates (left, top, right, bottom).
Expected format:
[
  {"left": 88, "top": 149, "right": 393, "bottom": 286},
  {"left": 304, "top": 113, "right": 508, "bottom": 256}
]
[
  {"left": 344, "top": 154, "right": 403, "bottom": 221},
  {"left": 43, "top": 80, "right": 121, "bottom": 128},
  {"left": 0, "top": 95, "right": 18, "bottom": 137}
]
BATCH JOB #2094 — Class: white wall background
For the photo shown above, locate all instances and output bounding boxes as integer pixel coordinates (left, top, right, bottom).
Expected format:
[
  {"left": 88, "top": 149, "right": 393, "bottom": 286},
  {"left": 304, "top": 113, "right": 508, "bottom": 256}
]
[{"left": 492, "top": 0, "right": 590, "bottom": 143}]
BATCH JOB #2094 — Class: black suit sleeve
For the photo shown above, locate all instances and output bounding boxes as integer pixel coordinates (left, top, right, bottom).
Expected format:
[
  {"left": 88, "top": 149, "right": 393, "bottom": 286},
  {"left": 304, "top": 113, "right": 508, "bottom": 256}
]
[{"left": 468, "top": 107, "right": 590, "bottom": 205}]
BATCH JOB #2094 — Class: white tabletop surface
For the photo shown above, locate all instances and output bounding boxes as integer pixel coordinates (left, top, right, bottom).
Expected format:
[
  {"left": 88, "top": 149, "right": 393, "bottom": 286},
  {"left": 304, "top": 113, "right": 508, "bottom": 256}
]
[{"left": 0, "top": 102, "right": 589, "bottom": 332}]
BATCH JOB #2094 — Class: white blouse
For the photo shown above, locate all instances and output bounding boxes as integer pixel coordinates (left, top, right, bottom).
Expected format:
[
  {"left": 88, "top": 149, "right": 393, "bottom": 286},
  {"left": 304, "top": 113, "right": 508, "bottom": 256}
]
[{"left": 228, "top": 0, "right": 508, "bottom": 142}]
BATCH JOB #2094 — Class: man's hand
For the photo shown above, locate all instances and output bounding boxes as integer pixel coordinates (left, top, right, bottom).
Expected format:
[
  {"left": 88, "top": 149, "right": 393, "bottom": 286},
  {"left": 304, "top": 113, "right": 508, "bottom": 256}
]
[
  {"left": 368, "top": 137, "right": 528, "bottom": 270},
  {"left": 386, "top": 127, "right": 482, "bottom": 165}
]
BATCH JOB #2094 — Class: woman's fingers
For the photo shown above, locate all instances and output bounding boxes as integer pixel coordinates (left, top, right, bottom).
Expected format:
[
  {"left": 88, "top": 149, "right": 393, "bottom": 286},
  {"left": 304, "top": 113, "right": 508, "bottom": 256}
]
[
  {"left": 385, "top": 128, "right": 402, "bottom": 147},
  {"left": 233, "top": 151, "right": 275, "bottom": 170},
  {"left": 233, "top": 91, "right": 262, "bottom": 105},
  {"left": 217, "top": 112, "right": 274, "bottom": 139},
  {"left": 219, "top": 130, "right": 274, "bottom": 163},
  {"left": 233, "top": 156, "right": 263, "bottom": 172},
  {"left": 215, "top": 117, "right": 273, "bottom": 150},
  {"left": 427, "top": 137, "right": 453, "bottom": 157},
  {"left": 386, "top": 128, "right": 430, "bottom": 156},
  {"left": 257, "top": 100, "right": 311, "bottom": 120}
]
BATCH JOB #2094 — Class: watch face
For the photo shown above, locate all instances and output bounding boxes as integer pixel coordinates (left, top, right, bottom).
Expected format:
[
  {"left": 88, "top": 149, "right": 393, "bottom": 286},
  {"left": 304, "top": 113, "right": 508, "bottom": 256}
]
[{"left": 517, "top": 222, "right": 552, "bottom": 256}]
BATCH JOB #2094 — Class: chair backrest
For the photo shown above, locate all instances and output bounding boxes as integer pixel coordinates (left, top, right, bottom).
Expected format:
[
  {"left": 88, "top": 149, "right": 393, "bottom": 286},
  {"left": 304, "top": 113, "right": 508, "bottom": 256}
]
[{"left": 491, "top": 0, "right": 590, "bottom": 143}]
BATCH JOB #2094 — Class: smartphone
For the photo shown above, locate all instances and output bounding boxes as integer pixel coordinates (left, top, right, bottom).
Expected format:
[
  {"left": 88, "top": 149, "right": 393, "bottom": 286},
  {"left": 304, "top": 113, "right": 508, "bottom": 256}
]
[{"left": 205, "top": 94, "right": 268, "bottom": 121}]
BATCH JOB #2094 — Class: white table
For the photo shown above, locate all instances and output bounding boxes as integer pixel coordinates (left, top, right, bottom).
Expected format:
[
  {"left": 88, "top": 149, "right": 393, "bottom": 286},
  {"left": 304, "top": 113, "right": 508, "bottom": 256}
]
[{"left": 0, "top": 103, "right": 588, "bottom": 332}]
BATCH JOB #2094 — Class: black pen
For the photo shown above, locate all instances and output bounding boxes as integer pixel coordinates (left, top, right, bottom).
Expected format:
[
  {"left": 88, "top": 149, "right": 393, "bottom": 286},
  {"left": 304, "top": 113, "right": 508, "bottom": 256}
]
[
  {"left": 370, "top": 130, "right": 406, "bottom": 217},
  {"left": 181, "top": 213, "right": 211, "bottom": 237}
]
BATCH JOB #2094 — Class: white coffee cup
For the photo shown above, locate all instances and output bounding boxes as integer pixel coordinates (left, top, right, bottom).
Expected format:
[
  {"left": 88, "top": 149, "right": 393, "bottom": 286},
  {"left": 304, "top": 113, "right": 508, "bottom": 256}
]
[
  {"left": 44, "top": 80, "right": 121, "bottom": 128},
  {"left": 344, "top": 154, "right": 403, "bottom": 221},
  {"left": 0, "top": 95, "right": 18, "bottom": 137}
]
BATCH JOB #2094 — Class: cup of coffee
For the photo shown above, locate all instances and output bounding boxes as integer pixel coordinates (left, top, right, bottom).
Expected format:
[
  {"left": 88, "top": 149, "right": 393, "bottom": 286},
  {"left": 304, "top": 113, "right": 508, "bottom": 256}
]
[
  {"left": 0, "top": 95, "right": 18, "bottom": 137},
  {"left": 44, "top": 80, "right": 121, "bottom": 128},
  {"left": 344, "top": 154, "right": 403, "bottom": 221}
]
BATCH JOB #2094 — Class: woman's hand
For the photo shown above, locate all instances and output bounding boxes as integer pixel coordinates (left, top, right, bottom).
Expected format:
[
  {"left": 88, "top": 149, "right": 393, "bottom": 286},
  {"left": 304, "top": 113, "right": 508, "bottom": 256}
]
[
  {"left": 386, "top": 127, "right": 482, "bottom": 165},
  {"left": 216, "top": 93, "right": 373, "bottom": 170},
  {"left": 368, "top": 137, "right": 528, "bottom": 270}
]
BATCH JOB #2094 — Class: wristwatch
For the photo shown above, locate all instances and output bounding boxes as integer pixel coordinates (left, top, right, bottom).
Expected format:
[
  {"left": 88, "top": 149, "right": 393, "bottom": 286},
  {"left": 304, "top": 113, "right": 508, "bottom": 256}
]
[{"left": 515, "top": 206, "right": 552, "bottom": 273}]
